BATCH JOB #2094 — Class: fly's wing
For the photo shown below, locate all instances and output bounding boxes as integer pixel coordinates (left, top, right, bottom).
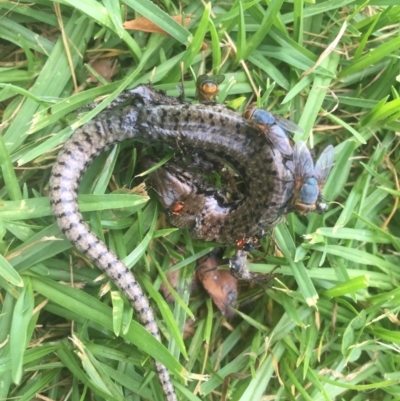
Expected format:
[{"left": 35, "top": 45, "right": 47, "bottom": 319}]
[
  {"left": 211, "top": 74, "right": 226, "bottom": 85},
  {"left": 274, "top": 114, "right": 304, "bottom": 135},
  {"left": 314, "top": 145, "right": 334, "bottom": 185},
  {"left": 293, "top": 141, "right": 315, "bottom": 181},
  {"left": 197, "top": 74, "right": 225, "bottom": 87},
  {"left": 267, "top": 125, "right": 293, "bottom": 156}
]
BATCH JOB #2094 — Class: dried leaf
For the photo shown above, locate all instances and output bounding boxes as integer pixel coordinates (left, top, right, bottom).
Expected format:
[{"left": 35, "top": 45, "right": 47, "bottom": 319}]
[
  {"left": 196, "top": 253, "right": 238, "bottom": 318},
  {"left": 88, "top": 59, "right": 118, "bottom": 83},
  {"left": 183, "top": 319, "right": 196, "bottom": 339},
  {"left": 124, "top": 16, "right": 191, "bottom": 36},
  {"left": 160, "top": 249, "right": 237, "bottom": 317}
]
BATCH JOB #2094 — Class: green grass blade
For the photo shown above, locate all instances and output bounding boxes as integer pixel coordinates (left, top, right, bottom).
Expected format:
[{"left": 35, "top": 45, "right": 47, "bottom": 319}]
[
  {"left": 10, "top": 279, "right": 34, "bottom": 383},
  {"left": 0, "top": 134, "right": 21, "bottom": 201},
  {"left": 244, "top": 0, "right": 285, "bottom": 59},
  {"left": 31, "top": 276, "right": 185, "bottom": 377},
  {"left": 339, "top": 36, "right": 400, "bottom": 78},
  {"left": 2, "top": 2, "right": 400, "bottom": 400},
  {"left": 323, "top": 275, "right": 369, "bottom": 297},
  {"left": 234, "top": 1, "right": 246, "bottom": 65},
  {"left": 124, "top": 0, "right": 192, "bottom": 45},
  {"left": 208, "top": 19, "right": 222, "bottom": 74},
  {"left": 296, "top": 52, "right": 341, "bottom": 141},
  {"left": 238, "top": 343, "right": 285, "bottom": 401},
  {"left": 166, "top": 3, "right": 211, "bottom": 83},
  {"left": 0, "top": 194, "right": 147, "bottom": 220},
  {"left": 3, "top": 12, "right": 93, "bottom": 152},
  {"left": 0, "top": 254, "right": 23, "bottom": 287},
  {"left": 275, "top": 224, "right": 318, "bottom": 307}
]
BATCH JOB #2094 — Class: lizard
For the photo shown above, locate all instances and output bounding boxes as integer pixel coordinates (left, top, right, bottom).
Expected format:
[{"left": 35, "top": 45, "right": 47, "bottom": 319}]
[{"left": 49, "top": 84, "right": 296, "bottom": 400}]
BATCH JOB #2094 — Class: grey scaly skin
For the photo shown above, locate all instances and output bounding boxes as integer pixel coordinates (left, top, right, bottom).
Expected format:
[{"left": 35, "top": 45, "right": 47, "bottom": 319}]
[
  {"left": 139, "top": 103, "right": 295, "bottom": 243},
  {"left": 49, "top": 85, "right": 294, "bottom": 400},
  {"left": 49, "top": 87, "right": 179, "bottom": 401}
]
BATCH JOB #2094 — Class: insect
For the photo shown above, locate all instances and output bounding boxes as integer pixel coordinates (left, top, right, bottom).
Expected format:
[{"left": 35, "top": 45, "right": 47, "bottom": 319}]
[
  {"left": 167, "top": 201, "right": 185, "bottom": 216},
  {"left": 291, "top": 140, "right": 335, "bottom": 214},
  {"left": 196, "top": 74, "right": 225, "bottom": 102},
  {"left": 236, "top": 236, "right": 259, "bottom": 252},
  {"left": 243, "top": 108, "right": 303, "bottom": 156}
]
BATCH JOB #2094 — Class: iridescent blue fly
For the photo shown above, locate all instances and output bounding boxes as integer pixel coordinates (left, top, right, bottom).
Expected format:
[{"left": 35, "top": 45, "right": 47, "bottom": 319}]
[
  {"left": 244, "top": 108, "right": 303, "bottom": 156},
  {"left": 291, "top": 141, "right": 334, "bottom": 214}
]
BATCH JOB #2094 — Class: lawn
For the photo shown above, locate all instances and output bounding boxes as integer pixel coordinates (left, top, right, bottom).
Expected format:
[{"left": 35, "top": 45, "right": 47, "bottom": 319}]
[{"left": 1, "top": 1, "right": 400, "bottom": 400}]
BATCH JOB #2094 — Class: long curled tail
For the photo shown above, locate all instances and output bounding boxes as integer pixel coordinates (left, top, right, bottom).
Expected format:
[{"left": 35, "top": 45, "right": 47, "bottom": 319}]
[{"left": 49, "top": 102, "right": 177, "bottom": 400}]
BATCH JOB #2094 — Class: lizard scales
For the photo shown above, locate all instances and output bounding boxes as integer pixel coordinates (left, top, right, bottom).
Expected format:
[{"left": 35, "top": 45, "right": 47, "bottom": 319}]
[{"left": 49, "top": 85, "right": 294, "bottom": 400}]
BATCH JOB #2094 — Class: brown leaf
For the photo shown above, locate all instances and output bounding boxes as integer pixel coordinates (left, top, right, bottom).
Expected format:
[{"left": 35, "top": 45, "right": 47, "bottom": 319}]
[
  {"left": 123, "top": 16, "right": 191, "bottom": 36},
  {"left": 182, "top": 319, "right": 196, "bottom": 339},
  {"left": 159, "top": 249, "right": 238, "bottom": 317},
  {"left": 196, "top": 254, "right": 238, "bottom": 318},
  {"left": 88, "top": 59, "right": 118, "bottom": 83}
]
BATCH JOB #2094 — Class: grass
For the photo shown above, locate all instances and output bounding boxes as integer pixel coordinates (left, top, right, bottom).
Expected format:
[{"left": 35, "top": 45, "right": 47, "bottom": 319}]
[{"left": 1, "top": 1, "right": 400, "bottom": 400}]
